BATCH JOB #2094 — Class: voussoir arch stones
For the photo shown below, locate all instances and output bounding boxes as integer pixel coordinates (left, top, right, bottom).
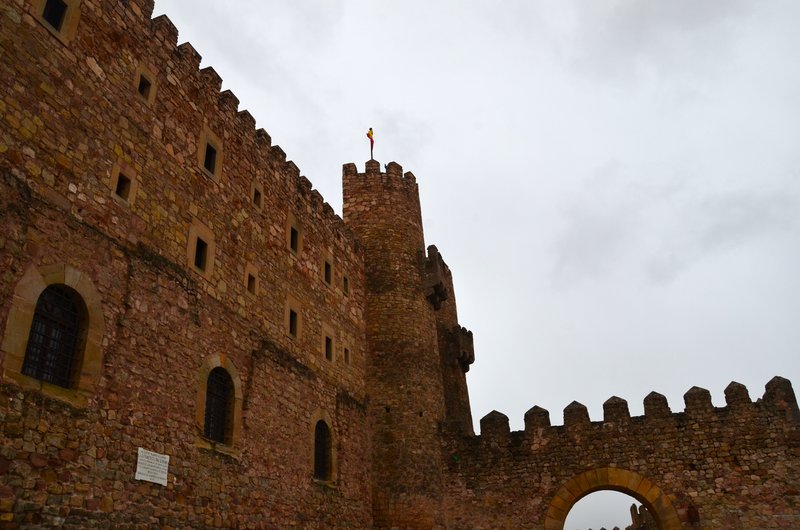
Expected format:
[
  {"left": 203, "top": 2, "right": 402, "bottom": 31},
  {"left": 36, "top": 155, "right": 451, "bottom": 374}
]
[{"left": 544, "top": 467, "right": 681, "bottom": 530}]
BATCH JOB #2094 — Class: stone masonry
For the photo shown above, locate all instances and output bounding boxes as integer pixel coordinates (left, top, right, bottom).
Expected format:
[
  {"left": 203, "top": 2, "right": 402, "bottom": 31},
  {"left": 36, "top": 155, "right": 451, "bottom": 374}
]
[{"left": 0, "top": 1, "right": 798, "bottom": 528}]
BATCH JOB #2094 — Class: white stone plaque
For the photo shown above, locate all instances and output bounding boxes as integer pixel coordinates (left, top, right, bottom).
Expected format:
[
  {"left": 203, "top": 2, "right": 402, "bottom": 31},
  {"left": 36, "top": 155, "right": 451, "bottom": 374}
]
[{"left": 135, "top": 447, "right": 169, "bottom": 486}]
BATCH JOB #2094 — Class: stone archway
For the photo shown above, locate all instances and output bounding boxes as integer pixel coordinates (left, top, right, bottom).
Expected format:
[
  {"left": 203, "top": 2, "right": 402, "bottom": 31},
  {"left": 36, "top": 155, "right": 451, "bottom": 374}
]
[{"left": 544, "top": 467, "right": 682, "bottom": 530}]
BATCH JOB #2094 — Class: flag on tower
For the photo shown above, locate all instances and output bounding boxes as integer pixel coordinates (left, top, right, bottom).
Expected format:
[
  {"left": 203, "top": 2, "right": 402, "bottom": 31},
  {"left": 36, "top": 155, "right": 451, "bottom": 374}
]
[{"left": 367, "top": 128, "right": 374, "bottom": 160}]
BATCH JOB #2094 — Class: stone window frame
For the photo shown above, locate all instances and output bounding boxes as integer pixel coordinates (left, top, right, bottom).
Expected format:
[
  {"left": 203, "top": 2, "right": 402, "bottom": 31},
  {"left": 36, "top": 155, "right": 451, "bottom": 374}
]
[
  {"left": 203, "top": 367, "right": 233, "bottom": 443},
  {"left": 250, "top": 181, "right": 264, "bottom": 211},
  {"left": 1, "top": 263, "right": 105, "bottom": 408},
  {"left": 187, "top": 219, "right": 216, "bottom": 279},
  {"left": 285, "top": 296, "right": 302, "bottom": 340},
  {"left": 31, "top": 0, "right": 83, "bottom": 46},
  {"left": 310, "top": 409, "right": 336, "bottom": 484},
  {"left": 286, "top": 211, "right": 303, "bottom": 255},
  {"left": 198, "top": 126, "right": 223, "bottom": 180},
  {"left": 322, "top": 250, "right": 333, "bottom": 287},
  {"left": 244, "top": 263, "right": 259, "bottom": 297},
  {"left": 109, "top": 157, "right": 139, "bottom": 206},
  {"left": 195, "top": 354, "right": 243, "bottom": 457},
  {"left": 341, "top": 336, "right": 353, "bottom": 366},
  {"left": 133, "top": 63, "right": 158, "bottom": 107},
  {"left": 320, "top": 323, "right": 336, "bottom": 363}
]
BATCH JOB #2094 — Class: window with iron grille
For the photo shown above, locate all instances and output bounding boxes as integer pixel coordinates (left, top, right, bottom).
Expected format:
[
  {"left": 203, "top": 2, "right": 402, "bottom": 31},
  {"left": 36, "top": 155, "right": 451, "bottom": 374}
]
[
  {"left": 204, "top": 368, "right": 233, "bottom": 444},
  {"left": 314, "top": 420, "right": 332, "bottom": 480},
  {"left": 22, "top": 285, "right": 85, "bottom": 388}
]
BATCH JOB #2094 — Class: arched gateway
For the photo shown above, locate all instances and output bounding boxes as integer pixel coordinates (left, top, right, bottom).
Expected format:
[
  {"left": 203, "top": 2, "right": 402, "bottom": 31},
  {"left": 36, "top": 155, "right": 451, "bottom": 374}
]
[{"left": 544, "top": 468, "right": 682, "bottom": 530}]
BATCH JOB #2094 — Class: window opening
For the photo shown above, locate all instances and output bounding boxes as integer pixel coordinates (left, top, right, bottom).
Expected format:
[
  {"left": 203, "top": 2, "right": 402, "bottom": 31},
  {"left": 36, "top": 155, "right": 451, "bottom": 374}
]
[
  {"left": 324, "top": 261, "right": 332, "bottom": 285},
  {"left": 247, "top": 273, "right": 256, "bottom": 294},
  {"left": 204, "top": 367, "right": 233, "bottom": 444},
  {"left": 42, "top": 0, "right": 68, "bottom": 31},
  {"left": 289, "top": 226, "right": 299, "bottom": 253},
  {"left": 203, "top": 143, "right": 217, "bottom": 174},
  {"left": 252, "top": 188, "right": 262, "bottom": 208},
  {"left": 22, "top": 285, "right": 83, "bottom": 388},
  {"left": 343, "top": 276, "right": 349, "bottom": 296},
  {"left": 114, "top": 173, "right": 131, "bottom": 201},
  {"left": 344, "top": 347, "right": 350, "bottom": 365},
  {"left": 194, "top": 237, "right": 208, "bottom": 271},
  {"left": 289, "top": 309, "right": 298, "bottom": 337},
  {"left": 137, "top": 75, "right": 152, "bottom": 99},
  {"left": 325, "top": 336, "right": 333, "bottom": 361},
  {"left": 314, "top": 420, "right": 332, "bottom": 481}
]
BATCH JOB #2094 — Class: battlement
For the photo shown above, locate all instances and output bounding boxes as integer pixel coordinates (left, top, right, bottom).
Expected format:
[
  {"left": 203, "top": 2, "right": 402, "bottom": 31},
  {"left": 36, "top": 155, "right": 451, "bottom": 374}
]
[
  {"left": 343, "top": 160, "right": 419, "bottom": 195},
  {"left": 1, "top": 0, "right": 358, "bottom": 260},
  {"left": 141, "top": 5, "right": 354, "bottom": 241},
  {"left": 474, "top": 376, "right": 799, "bottom": 446}
]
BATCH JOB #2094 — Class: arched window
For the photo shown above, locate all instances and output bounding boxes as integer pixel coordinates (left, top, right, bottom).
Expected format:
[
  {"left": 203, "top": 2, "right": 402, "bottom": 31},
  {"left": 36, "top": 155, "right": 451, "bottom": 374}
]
[
  {"left": 204, "top": 367, "right": 233, "bottom": 444},
  {"left": 314, "top": 420, "right": 332, "bottom": 481},
  {"left": 22, "top": 284, "right": 86, "bottom": 388}
]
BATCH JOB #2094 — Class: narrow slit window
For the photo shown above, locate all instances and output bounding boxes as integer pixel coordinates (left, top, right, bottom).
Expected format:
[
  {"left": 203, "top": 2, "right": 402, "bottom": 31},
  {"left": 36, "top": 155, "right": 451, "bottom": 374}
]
[
  {"left": 314, "top": 420, "right": 332, "bottom": 481},
  {"left": 203, "top": 143, "right": 217, "bottom": 174},
  {"left": 137, "top": 75, "right": 152, "bottom": 99},
  {"left": 114, "top": 173, "right": 131, "bottom": 201},
  {"left": 204, "top": 367, "right": 233, "bottom": 444},
  {"left": 288, "top": 309, "right": 298, "bottom": 337},
  {"left": 194, "top": 238, "right": 208, "bottom": 271},
  {"left": 343, "top": 276, "right": 349, "bottom": 296},
  {"left": 324, "top": 261, "right": 332, "bottom": 285},
  {"left": 344, "top": 348, "right": 350, "bottom": 365},
  {"left": 325, "top": 336, "right": 333, "bottom": 361},
  {"left": 253, "top": 188, "right": 262, "bottom": 208},
  {"left": 289, "top": 226, "right": 299, "bottom": 253},
  {"left": 247, "top": 273, "right": 256, "bottom": 294},
  {"left": 42, "top": 0, "right": 68, "bottom": 31}
]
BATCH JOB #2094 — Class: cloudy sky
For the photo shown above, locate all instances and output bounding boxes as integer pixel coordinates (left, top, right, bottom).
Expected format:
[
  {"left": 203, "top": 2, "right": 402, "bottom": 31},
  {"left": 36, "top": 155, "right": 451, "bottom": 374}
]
[{"left": 153, "top": 1, "right": 800, "bottom": 526}]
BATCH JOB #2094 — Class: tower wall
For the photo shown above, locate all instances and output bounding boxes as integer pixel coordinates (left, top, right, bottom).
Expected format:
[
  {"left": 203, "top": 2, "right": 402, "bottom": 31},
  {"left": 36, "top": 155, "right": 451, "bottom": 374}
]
[
  {"left": 431, "top": 247, "right": 475, "bottom": 436},
  {"left": 343, "top": 160, "right": 447, "bottom": 527}
]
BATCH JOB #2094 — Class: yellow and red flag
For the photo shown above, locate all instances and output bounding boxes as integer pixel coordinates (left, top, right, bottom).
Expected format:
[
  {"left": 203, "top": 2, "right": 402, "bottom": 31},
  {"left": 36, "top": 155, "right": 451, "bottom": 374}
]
[{"left": 367, "top": 128, "right": 374, "bottom": 147}]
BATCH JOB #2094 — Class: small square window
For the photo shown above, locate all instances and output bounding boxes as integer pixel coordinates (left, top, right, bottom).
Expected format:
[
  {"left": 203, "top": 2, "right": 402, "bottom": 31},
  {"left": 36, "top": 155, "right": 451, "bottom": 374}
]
[
  {"left": 42, "top": 0, "right": 68, "bottom": 31},
  {"left": 203, "top": 143, "right": 217, "bottom": 174},
  {"left": 194, "top": 238, "right": 208, "bottom": 271},
  {"left": 288, "top": 309, "right": 298, "bottom": 338},
  {"left": 324, "top": 261, "right": 332, "bottom": 285},
  {"left": 114, "top": 173, "right": 131, "bottom": 201},
  {"left": 343, "top": 276, "right": 349, "bottom": 296},
  {"left": 252, "top": 188, "right": 262, "bottom": 208},
  {"left": 325, "top": 336, "right": 333, "bottom": 362},
  {"left": 289, "top": 226, "right": 299, "bottom": 253},
  {"left": 137, "top": 75, "right": 152, "bottom": 99},
  {"left": 344, "top": 348, "right": 350, "bottom": 365},
  {"left": 247, "top": 273, "right": 256, "bottom": 294}
]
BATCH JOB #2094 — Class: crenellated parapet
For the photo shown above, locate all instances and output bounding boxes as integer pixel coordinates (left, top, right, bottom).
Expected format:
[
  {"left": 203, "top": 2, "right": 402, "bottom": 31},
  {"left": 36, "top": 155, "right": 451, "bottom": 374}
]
[
  {"left": 0, "top": 0, "right": 363, "bottom": 282},
  {"left": 467, "top": 377, "right": 799, "bottom": 449},
  {"left": 444, "top": 377, "right": 800, "bottom": 528},
  {"left": 0, "top": 0, "right": 369, "bottom": 409},
  {"left": 423, "top": 245, "right": 450, "bottom": 310}
]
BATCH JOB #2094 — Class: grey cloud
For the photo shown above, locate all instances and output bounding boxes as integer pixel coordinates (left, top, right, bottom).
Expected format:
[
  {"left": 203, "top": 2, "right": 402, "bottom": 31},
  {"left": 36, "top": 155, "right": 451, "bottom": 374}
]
[
  {"left": 568, "top": 0, "right": 751, "bottom": 80},
  {"left": 645, "top": 188, "right": 800, "bottom": 283}
]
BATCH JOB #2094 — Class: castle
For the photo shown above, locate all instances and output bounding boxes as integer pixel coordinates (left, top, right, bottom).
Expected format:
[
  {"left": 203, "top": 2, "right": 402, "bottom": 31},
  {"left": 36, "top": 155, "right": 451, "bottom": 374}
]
[{"left": 0, "top": 1, "right": 798, "bottom": 528}]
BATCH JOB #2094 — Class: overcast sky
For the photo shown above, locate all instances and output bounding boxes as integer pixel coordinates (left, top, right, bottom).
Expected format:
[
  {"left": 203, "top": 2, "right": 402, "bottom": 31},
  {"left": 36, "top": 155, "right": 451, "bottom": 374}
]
[{"left": 152, "top": 1, "right": 800, "bottom": 527}]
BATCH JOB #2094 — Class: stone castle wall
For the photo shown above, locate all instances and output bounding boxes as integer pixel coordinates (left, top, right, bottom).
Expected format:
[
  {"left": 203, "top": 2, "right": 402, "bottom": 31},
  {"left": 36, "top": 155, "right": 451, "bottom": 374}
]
[
  {"left": 0, "top": 1, "right": 798, "bottom": 529},
  {"left": 441, "top": 379, "right": 800, "bottom": 529},
  {"left": 0, "top": 0, "right": 371, "bottom": 527}
]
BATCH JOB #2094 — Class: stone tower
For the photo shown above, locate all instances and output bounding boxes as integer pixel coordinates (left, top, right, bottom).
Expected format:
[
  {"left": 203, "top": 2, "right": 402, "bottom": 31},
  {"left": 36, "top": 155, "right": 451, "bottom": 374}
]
[{"left": 343, "top": 160, "right": 451, "bottom": 527}]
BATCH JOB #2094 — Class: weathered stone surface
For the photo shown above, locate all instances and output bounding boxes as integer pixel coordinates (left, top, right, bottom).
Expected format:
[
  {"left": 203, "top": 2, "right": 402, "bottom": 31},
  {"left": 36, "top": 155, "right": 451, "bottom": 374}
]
[{"left": 0, "top": 2, "right": 797, "bottom": 529}]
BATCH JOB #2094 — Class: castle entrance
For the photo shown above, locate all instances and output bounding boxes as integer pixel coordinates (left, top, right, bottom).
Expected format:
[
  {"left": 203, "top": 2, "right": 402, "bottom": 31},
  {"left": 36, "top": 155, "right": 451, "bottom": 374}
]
[{"left": 543, "top": 467, "right": 682, "bottom": 530}]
